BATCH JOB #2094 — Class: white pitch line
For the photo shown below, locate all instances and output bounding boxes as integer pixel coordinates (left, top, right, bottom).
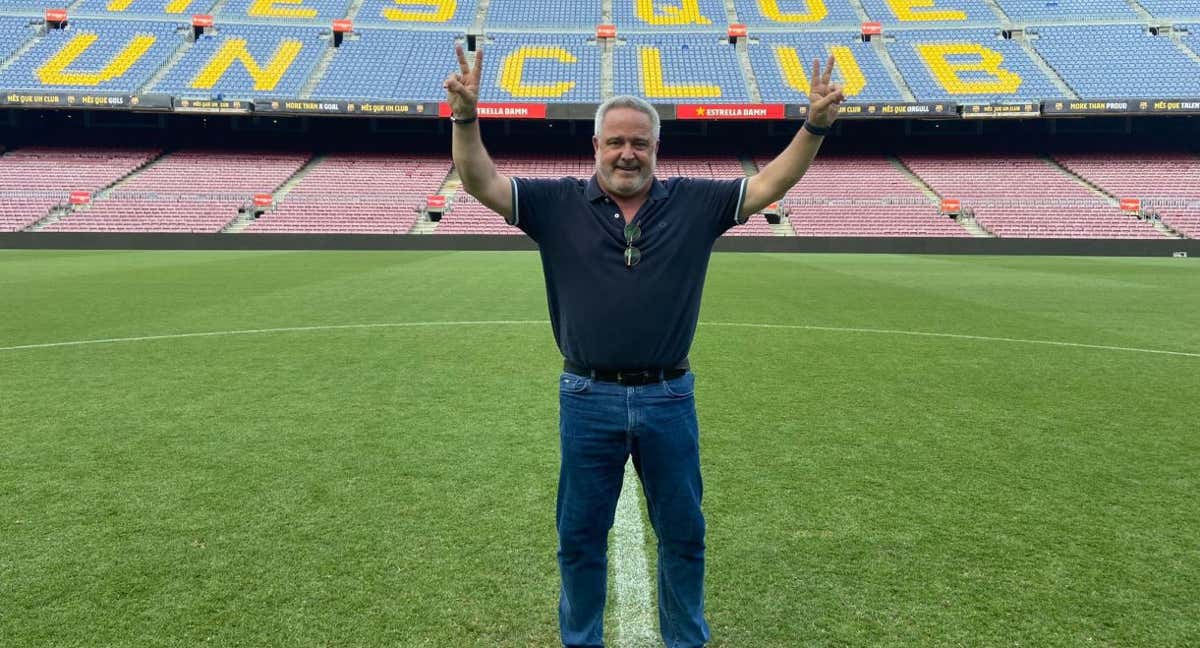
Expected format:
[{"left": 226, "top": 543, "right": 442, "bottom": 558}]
[
  {"left": 1, "top": 320, "right": 1197, "bottom": 358},
  {"left": 703, "top": 322, "right": 1200, "bottom": 358},
  {"left": 0, "top": 320, "right": 547, "bottom": 352},
  {"left": 613, "top": 459, "right": 657, "bottom": 647}
]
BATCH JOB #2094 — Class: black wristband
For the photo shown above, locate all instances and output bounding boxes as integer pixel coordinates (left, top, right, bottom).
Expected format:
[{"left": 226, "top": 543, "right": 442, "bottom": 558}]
[
  {"left": 802, "top": 120, "right": 831, "bottom": 136},
  {"left": 450, "top": 113, "right": 478, "bottom": 125}
]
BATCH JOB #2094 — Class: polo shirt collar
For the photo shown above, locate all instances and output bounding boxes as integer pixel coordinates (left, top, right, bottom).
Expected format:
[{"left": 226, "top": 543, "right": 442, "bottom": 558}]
[{"left": 586, "top": 174, "right": 669, "bottom": 203}]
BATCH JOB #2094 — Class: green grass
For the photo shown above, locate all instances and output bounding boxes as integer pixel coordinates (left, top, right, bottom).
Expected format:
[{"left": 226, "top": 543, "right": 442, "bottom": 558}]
[{"left": 1, "top": 250, "right": 1198, "bottom": 647}]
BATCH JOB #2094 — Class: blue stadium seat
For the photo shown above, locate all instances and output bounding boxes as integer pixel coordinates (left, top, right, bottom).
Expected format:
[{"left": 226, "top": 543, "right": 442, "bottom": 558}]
[
  {"left": 70, "top": 0, "right": 219, "bottom": 19},
  {"left": 478, "top": 33, "right": 601, "bottom": 102},
  {"left": 1183, "top": 25, "right": 1200, "bottom": 59},
  {"left": 611, "top": 0, "right": 728, "bottom": 31},
  {"left": 1, "top": 17, "right": 35, "bottom": 63},
  {"left": 485, "top": 0, "right": 598, "bottom": 29},
  {"left": 309, "top": 29, "right": 457, "bottom": 101},
  {"left": 994, "top": 0, "right": 1136, "bottom": 22},
  {"left": 887, "top": 28, "right": 1065, "bottom": 102},
  {"left": 731, "top": 0, "right": 859, "bottom": 28},
  {"left": 749, "top": 32, "right": 905, "bottom": 102},
  {"left": 217, "top": 0, "right": 353, "bottom": 22},
  {"left": 152, "top": 24, "right": 325, "bottom": 98},
  {"left": 0, "top": 19, "right": 182, "bottom": 93},
  {"left": 1139, "top": 1, "right": 1200, "bottom": 20},
  {"left": 0, "top": 0, "right": 73, "bottom": 10},
  {"left": 354, "top": 0, "right": 478, "bottom": 28},
  {"left": 859, "top": 0, "right": 999, "bottom": 25},
  {"left": 614, "top": 33, "right": 749, "bottom": 102},
  {"left": 1031, "top": 24, "right": 1200, "bottom": 99}
]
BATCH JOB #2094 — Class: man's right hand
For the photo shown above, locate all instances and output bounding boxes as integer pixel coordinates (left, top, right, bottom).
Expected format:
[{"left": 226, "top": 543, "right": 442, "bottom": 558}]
[{"left": 444, "top": 44, "right": 481, "bottom": 119}]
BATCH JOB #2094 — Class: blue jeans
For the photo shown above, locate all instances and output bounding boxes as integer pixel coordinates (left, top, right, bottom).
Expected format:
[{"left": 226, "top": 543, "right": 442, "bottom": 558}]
[{"left": 557, "top": 370, "right": 710, "bottom": 648}]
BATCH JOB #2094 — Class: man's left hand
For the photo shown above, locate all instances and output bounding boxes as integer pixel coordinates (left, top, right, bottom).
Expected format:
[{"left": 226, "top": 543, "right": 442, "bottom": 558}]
[{"left": 808, "top": 55, "right": 846, "bottom": 128}]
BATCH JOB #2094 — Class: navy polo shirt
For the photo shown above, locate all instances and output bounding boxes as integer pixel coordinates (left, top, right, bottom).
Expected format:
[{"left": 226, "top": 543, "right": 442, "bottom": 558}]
[{"left": 510, "top": 174, "right": 748, "bottom": 371}]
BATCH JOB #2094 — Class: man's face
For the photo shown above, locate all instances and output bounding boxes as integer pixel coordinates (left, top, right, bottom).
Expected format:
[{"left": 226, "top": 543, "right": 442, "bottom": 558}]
[{"left": 593, "top": 107, "right": 658, "bottom": 199}]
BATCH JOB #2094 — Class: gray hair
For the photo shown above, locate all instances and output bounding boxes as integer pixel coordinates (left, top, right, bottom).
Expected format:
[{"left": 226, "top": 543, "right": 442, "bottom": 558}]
[{"left": 594, "top": 95, "right": 660, "bottom": 141}]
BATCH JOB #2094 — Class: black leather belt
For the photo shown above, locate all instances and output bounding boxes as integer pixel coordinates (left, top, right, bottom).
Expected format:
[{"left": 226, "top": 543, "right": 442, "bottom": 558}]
[{"left": 564, "top": 360, "right": 688, "bottom": 386}]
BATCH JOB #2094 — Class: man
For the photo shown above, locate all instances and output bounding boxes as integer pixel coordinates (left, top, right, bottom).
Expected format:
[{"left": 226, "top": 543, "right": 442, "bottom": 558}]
[{"left": 445, "top": 45, "right": 844, "bottom": 648}]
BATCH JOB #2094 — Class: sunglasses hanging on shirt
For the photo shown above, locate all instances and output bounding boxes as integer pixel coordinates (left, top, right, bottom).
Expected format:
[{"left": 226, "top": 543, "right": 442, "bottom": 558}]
[{"left": 623, "top": 221, "right": 642, "bottom": 268}]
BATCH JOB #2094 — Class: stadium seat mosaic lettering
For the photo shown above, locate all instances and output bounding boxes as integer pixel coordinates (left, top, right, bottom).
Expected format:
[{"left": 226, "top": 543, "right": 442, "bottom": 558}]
[
  {"left": 247, "top": 0, "right": 319, "bottom": 19},
  {"left": 151, "top": 26, "right": 323, "bottom": 98},
  {"left": 885, "top": 0, "right": 967, "bottom": 21},
  {"left": 0, "top": 20, "right": 180, "bottom": 93},
  {"left": 190, "top": 38, "right": 302, "bottom": 90},
  {"left": 917, "top": 43, "right": 1022, "bottom": 95},
  {"left": 613, "top": 0, "right": 725, "bottom": 29},
  {"left": 37, "top": 33, "right": 156, "bottom": 86},
  {"left": 499, "top": 46, "right": 577, "bottom": 98},
  {"left": 749, "top": 34, "right": 903, "bottom": 102},
  {"left": 756, "top": 0, "right": 826, "bottom": 22},
  {"left": 614, "top": 34, "right": 748, "bottom": 102},
  {"left": 774, "top": 45, "right": 865, "bottom": 95},
  {"left": 640, "top": 47, "right": 722, "bottom": 98},
  {"left": 889, "top": 29, "right": 1060, "bottom": 101},
  {"left": 105, "top": 0, "right": 194, "bottom": 12},
  {"left": 733, "top": 0, "right": 858, "bottom": 26},
  {"left": 858, "top": 0, "right": 995, "bottom": 22},
  {"left": 635, "top": 0, "right": 713, "bottom": 25},
  {"left": 382, "top": 0, "right": 456, "bottom": 22},
  {"left": 479, "top": 35, "right": 600, "bottom": 102}
]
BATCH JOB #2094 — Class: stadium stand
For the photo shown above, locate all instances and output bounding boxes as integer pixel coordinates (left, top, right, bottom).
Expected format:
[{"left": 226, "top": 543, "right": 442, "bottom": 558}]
[
  {"left": 217, "top": 0, "right": 354, "bottom": 21},
  {"left": 759, "top": 154, "right": 968, "bottom": 237},
  {"left": 45, "top": 150, "right": 310, "bottom": 232},
  {"left": 70, "top": 0, "right": 219, "bottom": 18},
  {"left": 0, "top": 197, "right": 62, "bottom": 232},
  {"left": 614, "top": 34, "right": 750, "bottom": 102},
  {"left": 1184, "top": 26, "right": 1200, "bottom": 60},
  {"left": 309, "top": 29, "right": 458, "bottom": 101},
  {"left": 887, "top": 29, "right": 1066, "bottom": 103},
  {"left": 1030, "top": 25, "right": 1200, "bottom": 99},
  {"left": 655, "top": 155, "right": 744, "bottom": 178},
  {"left": 858, "top": 0, "right": 999, "bottom": 24},
  {"left": 1053, "top": 152, "right": 1200, "bottom": 239},
  {"left": 485, "top": 0, "right": 599, "bottom": 29},
  {"left": 0, "top": 19, "right": 182, "bottom": 94},
  {"left": 748, "top": 32, "right": 907, "bottom": 103},
  {"left": 0, "top": 0, "right": 69, "bottom": 9},
  {"left": 1, "top": 17, "right": 33, "bottom": 63},
  {"left": 900, "top": 154, "right": 1164, "bottom": 238},
  {"left": 437, "top": 193, "right": 523, "bottom": 234},
  {"left": 731, "top": 0, "right": 859, "bottom": 28},
  {"left": 611, "top": 0, "right": 729, "bottom": 30},
  {"left": 992, "top": 0, "right": 1137, "bottom": 22},
  {"left": 656, "top": 156, "right": 774, "bottom": 236},
  {"left": 1137, "top": 1, "right": 1200, "bottom": 20},
  {"left": 354, "top": 0, "right": 479, "bottom": 28},
  {"left": 1185, "top": 24, "right": 1200, "bottom": 52},
  {"left": 0, "top": 147, "right": 159, "bottom": 231},
  {"left": 246, "top": 153, "right": 449, "bottom": 233},
  {"left": 438, "top": 154, "right": 594, "bottom": 234},
  {"left": 151, "top": 24, "right": 325, "bottom": 99},
  {"left": 2, "top": 0, "right": 1198, "bottom": 240},
  {"left": 477, "top": 33, "right": 602, "bottom": 103}
]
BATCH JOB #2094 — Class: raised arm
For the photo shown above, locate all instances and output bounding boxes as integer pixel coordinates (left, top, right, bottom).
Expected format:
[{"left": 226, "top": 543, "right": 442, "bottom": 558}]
[
  {"left": 741, "top": 55, "right": 845, "bottom": 218},
  {"left": 445, "top": 44, "right": 513, "bottom": 221}
]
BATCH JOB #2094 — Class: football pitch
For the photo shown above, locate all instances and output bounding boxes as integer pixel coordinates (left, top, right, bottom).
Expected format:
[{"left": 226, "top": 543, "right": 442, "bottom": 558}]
[{"left": 2, "top": 250, "right": 1198, "bottom": 647}]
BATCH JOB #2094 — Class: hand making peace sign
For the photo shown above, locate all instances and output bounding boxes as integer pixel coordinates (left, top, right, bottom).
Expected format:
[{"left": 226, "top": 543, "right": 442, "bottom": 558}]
[
  {"left": 444, "top": 44, "right": 482, "bottom": 120},
  {"left": 807, "top": 55, "right": 845, "bottom": 128}
]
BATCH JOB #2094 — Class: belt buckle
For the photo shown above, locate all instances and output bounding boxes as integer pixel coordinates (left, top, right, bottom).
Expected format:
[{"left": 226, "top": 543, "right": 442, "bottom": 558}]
[{"left": 618, "top": 369, "right": 652, "bottom": 385}]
